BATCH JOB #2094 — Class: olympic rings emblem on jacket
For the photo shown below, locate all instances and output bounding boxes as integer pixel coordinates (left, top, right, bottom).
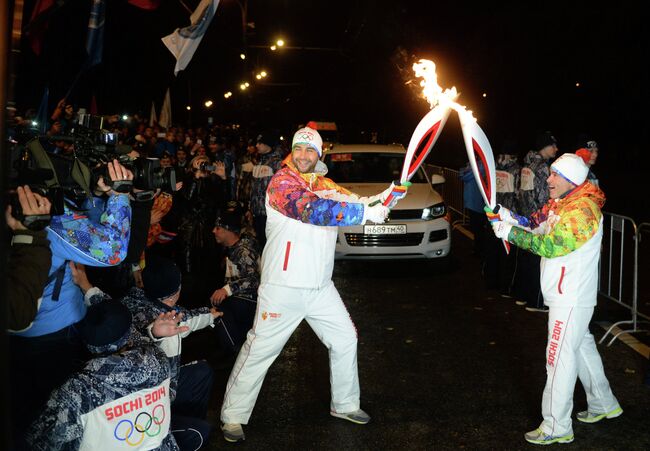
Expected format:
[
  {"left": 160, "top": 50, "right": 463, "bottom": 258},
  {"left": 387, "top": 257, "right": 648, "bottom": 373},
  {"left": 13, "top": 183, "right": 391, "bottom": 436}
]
[{"left": 113, "top": 404, "right": 166, "bottom": 446}]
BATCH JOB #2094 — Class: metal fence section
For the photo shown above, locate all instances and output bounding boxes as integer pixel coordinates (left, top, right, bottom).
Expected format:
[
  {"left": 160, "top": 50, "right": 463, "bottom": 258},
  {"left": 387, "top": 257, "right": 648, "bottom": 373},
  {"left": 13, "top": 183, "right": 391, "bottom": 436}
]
[
  {"left": 425, "top": 164, "right": 466, "bottom": 226},
  {"left": 598, "top": 214, "right": 650, "bottom": 346}
]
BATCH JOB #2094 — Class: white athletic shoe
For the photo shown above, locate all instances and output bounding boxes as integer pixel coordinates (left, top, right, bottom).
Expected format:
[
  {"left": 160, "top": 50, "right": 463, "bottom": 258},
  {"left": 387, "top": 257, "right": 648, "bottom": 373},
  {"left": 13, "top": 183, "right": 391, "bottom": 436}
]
[
  {"left": 330, "top": 409, "right": 371, "bottom": 424},
  {"left": 576, "top": 406, "right": 623, "bottom": 423},
  {"left": 222, "top": 423, "right": 245, "bottom": 442}
]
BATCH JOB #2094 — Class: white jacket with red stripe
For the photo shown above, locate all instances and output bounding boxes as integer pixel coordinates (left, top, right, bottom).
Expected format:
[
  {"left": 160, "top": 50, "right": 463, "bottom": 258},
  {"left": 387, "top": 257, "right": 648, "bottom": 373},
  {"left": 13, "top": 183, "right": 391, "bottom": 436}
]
[{"left": 260, "top": 159, "right": 366, "bottom": 289}]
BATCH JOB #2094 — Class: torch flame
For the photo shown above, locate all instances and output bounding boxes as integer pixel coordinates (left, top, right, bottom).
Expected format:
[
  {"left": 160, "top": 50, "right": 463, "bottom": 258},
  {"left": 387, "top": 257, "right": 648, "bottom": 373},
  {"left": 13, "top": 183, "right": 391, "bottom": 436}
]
[{"left": 413, "top": 59, "right": 476, "bottom": 123}]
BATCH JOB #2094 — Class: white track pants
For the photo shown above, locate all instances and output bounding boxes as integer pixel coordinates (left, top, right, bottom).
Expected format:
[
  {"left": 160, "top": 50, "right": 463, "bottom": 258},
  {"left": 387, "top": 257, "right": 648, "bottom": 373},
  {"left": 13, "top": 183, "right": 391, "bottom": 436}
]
[
  {"left": 540, "top": 306, "right": 619, "bottom": 436},
  {"left": 220, "top": 281, "right": 360, "bottom": 424}
]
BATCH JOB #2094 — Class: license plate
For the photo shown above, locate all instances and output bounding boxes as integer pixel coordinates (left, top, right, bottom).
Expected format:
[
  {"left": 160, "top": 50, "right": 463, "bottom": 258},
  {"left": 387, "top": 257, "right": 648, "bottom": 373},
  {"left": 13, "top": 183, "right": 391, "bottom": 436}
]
[{"left": 364, "top": 224, "right": 407, "bottom": 235}]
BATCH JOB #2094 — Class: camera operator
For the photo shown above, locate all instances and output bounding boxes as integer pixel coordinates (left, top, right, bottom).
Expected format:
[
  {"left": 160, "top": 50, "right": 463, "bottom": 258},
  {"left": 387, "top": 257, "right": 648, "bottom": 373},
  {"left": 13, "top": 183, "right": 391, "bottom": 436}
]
[
  {"left": 176, "top": 156, "right": 228, "bottom": 301},
  {"left": 6, "top": 186, "right": 52, "bottom": 331},
  {"left": 9, "top": 159, "right": 134, "bottom": 449}
]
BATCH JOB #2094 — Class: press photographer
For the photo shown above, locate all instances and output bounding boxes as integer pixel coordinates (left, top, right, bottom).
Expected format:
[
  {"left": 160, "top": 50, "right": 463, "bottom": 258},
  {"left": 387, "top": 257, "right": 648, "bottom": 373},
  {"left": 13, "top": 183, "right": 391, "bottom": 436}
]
[
  {"left": 8, "top": 156, "right": 134, "bottom": 449},
  {"left": 6, "top": 185, "right": 52, "bottom": 332}
]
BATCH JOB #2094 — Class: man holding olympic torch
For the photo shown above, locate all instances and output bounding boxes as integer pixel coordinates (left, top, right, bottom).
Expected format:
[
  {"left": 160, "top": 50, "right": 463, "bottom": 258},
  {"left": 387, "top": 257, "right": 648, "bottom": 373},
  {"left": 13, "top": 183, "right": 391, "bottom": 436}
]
[
  {"left": 219, "top": 127, "right": 408, "bottom": 442},
  {"left": 487, "top": 153, "right": 621, "bottom": 445}
]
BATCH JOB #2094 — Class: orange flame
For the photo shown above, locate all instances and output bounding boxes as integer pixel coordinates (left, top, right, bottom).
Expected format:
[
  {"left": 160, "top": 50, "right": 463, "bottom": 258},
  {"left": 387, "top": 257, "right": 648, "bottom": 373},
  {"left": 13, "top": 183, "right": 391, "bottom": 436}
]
[{"left": 413, "top": 59, "right": 477, "bottom": 123}]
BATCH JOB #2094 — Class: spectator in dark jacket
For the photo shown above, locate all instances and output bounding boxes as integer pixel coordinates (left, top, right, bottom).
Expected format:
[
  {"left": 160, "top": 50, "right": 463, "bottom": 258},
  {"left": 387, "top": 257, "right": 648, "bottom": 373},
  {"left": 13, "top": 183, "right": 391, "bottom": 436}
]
[{"left": 6, "top": 186, "right": 52, "bottom": 331}]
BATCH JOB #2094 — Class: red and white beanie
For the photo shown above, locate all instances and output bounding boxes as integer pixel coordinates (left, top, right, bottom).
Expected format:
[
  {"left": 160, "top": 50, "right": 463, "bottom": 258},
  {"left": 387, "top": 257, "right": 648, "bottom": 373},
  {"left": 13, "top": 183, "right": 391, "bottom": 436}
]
[
  {"left": 292, "top": 127, "right": 323, "bottom": 156},
  {"left": 551, "top": 153, "right": 589, "bottom": 186}
]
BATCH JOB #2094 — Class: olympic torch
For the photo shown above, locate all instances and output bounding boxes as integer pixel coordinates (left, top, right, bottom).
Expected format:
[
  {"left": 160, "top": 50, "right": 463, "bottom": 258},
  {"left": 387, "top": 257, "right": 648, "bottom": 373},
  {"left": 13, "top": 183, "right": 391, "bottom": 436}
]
[
  {"left": 383, "top": 60, "right": 457, "bottom": 207},
  {"left": 458, "top": 110, "right": 510, "bottom": 253}
]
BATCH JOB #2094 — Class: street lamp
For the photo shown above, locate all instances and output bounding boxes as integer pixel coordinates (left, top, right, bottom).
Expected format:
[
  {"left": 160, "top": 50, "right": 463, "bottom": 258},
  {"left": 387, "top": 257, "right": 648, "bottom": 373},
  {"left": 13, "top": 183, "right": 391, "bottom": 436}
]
[
  {"left": 186, "top": 105, "right": 191, "bottom": 111},
  {"left": 270, "top": 45, "right": 277, "bottom": 51},
  {"left": 224, "top": 92, "right": 232, "bottom": 98},
  {"left": 240, "top": 53, "right": 246, "bottom": 60},
  {"left": 276, "top": 39, "right": 285, "bottom": 47},
  {"left": 204, "top": 100, "right": 213, "bottom": 107}
]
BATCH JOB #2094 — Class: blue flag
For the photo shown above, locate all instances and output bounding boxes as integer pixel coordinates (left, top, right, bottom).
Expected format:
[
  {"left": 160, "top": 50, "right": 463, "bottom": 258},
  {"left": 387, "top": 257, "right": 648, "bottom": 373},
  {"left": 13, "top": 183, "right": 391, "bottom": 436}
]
[{"left": 86, "top": 0, "right": 105, "bottom": 67}]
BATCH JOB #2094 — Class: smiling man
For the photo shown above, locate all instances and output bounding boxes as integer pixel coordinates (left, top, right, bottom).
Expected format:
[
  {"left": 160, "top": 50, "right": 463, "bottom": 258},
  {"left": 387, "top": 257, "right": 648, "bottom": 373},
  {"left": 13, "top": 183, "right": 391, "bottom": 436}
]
[
  {"left": 219, "top": 126, "right": 401, "bottom": 442},
  {"left": 487, "top": 153, "right": 622, "bottom": 446}
]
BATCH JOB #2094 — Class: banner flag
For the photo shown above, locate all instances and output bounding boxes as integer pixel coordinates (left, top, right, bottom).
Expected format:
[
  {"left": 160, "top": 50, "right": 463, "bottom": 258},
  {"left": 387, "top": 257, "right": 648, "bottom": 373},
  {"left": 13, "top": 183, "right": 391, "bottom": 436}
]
[{"left": 161, "top": 0, "right": 220, "bottom": 75}]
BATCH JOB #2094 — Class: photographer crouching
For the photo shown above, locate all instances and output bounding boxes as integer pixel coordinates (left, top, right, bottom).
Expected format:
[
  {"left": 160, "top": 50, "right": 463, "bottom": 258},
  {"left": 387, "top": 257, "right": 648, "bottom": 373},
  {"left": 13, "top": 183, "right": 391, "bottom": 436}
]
[{"left": 8, "top": 159, "right": 133, "bottom": 450}]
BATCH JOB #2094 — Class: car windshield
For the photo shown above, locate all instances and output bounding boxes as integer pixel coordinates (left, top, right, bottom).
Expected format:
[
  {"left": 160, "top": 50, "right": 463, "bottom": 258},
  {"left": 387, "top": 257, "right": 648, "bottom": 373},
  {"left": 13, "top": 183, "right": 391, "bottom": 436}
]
[{"left": 324, "top": 152, "right": 428, "bottom": 183}]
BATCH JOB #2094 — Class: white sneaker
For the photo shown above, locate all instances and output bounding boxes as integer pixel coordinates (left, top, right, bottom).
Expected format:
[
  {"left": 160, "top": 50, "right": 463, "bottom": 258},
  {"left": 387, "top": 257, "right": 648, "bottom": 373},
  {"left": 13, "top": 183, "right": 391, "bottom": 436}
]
[
  {"left": 524, "top": 428, "right": 574, "bottom": 445},
  {"left": 222, "top": 423, "right": 245, "bottom": 442},
  {"left": 330, "top": 409, "right": 371, "bottom": 424},
  {"left": 576, "top": 406, "right": 623, "bottom": 423}
]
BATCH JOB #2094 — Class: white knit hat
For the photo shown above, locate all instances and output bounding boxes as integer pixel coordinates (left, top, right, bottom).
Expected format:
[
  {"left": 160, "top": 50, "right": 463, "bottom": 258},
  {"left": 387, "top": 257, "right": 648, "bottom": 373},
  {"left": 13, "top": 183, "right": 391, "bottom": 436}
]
[
  {"left": 292, "top": 127, "right": 323, "bottom": 156},
  {"left": 551, "top": 153, "right": 589, "bottom": 186}
]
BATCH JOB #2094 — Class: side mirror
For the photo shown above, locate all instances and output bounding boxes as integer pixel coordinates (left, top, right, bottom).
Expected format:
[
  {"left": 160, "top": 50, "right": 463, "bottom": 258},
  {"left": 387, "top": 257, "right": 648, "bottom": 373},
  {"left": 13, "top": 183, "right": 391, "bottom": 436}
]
[{"left": 430, "top": 174, "right": 445, "bottom": 185}]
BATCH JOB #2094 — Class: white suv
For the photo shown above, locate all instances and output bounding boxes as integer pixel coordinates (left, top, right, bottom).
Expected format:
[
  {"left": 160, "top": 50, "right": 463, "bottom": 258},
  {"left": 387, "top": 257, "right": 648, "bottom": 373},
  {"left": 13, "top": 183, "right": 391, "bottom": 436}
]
[{"left": 323, "top": 144, "right": 451, "bottom": 260}]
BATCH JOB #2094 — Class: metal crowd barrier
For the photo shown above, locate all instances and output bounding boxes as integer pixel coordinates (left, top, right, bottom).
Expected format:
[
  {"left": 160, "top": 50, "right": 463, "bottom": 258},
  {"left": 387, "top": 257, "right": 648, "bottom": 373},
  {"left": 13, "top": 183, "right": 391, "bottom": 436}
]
[
  {"left": 425, "top": 164, "right": 466, "bottom": 226},
  {"left": 597, "top": 214, "right": 650, "bottom": 346}
]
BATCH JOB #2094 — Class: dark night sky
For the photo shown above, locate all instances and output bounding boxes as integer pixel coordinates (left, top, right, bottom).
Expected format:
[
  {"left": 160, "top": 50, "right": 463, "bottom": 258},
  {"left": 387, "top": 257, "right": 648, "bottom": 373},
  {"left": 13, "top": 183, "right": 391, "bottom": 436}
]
[{"left": 12, "top": 1, "right": 649, "bottom": 218}]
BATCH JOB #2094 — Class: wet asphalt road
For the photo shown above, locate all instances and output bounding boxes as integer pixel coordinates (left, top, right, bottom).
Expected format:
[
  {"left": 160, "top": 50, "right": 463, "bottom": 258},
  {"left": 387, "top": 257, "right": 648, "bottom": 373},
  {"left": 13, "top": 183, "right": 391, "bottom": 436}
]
[{"left": 182, "top": 229, "right": 650, "bottom": 450}]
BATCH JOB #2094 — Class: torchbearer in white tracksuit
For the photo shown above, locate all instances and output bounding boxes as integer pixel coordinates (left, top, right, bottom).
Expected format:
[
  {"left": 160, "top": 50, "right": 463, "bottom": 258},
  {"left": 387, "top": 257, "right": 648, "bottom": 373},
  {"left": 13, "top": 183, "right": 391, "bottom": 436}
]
[
  {"left": 219, "top": 127, "right": 408, "bottom": 442},
  {"left": 488, "top": 153, "right": 622, "bottom": 446}
]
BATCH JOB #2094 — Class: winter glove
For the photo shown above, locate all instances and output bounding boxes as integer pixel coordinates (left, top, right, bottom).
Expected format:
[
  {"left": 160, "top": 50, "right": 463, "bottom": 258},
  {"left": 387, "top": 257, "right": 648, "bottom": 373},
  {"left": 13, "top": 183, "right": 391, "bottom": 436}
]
[
  {"left": 365, "top": 182, "right": 411, "bottom": 208},
  {"left": 363, "top": 204, "right": 390, "bottom": 224},
  {"left": 484, "top": 204, "right": 529, "bottom": 227},
  {"left": 491, "top": 220, "right": 513, "bottom": 240},
  {"left": 381, "top": 181, "right": 410, "bottom": 208}
]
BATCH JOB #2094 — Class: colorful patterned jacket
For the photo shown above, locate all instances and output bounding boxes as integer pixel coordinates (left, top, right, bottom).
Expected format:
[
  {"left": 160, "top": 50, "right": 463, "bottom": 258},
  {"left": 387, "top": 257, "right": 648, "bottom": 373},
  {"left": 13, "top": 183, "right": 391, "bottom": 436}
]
[
  {"left": 12, "top": 194, "right": 131, "bottom": 337},
  {"left": 506, "top": 182, "right": 605, "bottom": 307},
  {"left": 27, "top": 328, "right": 178, "bottom": 450},
  {"left": 518, "top": 150, "right": 551, "bottom": 217},
  {"left": 262, "top": 155, "right": 366, "bottom": 288}
]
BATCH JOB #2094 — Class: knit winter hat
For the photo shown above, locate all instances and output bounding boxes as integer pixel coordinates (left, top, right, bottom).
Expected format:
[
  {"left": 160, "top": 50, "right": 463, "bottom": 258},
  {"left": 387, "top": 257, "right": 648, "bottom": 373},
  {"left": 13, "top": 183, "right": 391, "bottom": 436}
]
[
  {"left": 77, "top": 300, "right": 133, "bottom": 354},
  {"left": 215, "top": 201, "right": 243, "bottom": 233},
  {"left": 292, "top": 127, "right": 323, "bottom": 156},
  {"left": 551, "top": 153, "right": 589, "bottom": 186},
  {"left": 535, "top": 131, "right": 558, "bottom": 150},
  {"left": 256, "top": 130, "right": 281, "bottom": 148},
  {"left": 575, "top": 148, "right": 591, "bottom": 164},
  {"left": 142, "top": 256, "right": 182, "bottom": 302}
]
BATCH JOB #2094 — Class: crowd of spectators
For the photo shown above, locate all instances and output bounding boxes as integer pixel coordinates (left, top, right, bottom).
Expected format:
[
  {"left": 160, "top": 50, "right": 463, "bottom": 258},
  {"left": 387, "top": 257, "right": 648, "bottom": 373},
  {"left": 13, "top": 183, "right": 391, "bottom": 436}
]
[{"left": 5, "top": 102, "right": 290, "bottom": 450}]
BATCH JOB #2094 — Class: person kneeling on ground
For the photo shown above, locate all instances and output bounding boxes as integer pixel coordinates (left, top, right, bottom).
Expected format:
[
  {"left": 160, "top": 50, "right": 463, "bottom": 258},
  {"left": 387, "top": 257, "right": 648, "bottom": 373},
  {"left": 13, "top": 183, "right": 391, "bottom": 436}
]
[
  {"left": 70, "top": 258, "right": 221, "bottom": 450},
  {"left": 210, "top": 201, "right": 260, "bottom": 356}
]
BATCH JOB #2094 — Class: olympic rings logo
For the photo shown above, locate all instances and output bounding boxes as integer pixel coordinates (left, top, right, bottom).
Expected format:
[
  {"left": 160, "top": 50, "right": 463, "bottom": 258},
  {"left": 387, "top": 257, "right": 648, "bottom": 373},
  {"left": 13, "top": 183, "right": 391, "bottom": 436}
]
[{"left": 113, "top": 404, "right": 166, "bottom": 446}]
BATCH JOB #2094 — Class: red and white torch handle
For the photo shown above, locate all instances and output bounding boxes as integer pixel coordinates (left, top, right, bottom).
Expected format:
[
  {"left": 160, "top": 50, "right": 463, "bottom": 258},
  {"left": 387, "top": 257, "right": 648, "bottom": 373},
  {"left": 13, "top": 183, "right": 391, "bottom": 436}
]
[
  {"left": 400, "top": 99, "right": 456, "bottom": 183},
  {"left": 458, "top": 111, "right": 510, "bottom": 254}
]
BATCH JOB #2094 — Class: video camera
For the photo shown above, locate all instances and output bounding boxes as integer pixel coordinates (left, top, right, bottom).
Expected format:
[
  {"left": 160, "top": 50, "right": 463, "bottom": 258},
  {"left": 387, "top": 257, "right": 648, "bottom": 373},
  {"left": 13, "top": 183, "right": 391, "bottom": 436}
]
[{"left": 8, "top": 114, "right": 176, "bottom": 220}]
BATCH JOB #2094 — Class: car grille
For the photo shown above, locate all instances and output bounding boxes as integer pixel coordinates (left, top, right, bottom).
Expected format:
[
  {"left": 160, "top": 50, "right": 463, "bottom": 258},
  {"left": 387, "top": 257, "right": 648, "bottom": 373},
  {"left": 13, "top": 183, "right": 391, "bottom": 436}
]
[
  {"left": 344, "top": 233, "right": 424, "bottom": 247},
  {"left": 388, "top": 209, "right": 422, "bottom": 220}
]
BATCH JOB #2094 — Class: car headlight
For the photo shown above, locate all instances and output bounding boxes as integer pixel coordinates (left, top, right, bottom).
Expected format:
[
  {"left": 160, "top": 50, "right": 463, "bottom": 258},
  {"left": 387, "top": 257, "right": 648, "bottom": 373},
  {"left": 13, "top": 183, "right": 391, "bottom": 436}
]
[{"left": 421, "top": 202, "right": 446, "bottom": 220}]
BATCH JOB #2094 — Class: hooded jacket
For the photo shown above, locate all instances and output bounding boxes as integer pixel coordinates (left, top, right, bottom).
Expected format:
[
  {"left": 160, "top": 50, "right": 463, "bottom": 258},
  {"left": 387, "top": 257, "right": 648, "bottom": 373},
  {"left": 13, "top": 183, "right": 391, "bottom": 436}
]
[
  {"left": 12, "top": 194, "right": 131, "bottom": 336},
  {"left": 506, "top": 182, "right": 605, "bottom": 307},
  {"left": 261, "top": 155, "right": 365, "bottom": 289}
]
